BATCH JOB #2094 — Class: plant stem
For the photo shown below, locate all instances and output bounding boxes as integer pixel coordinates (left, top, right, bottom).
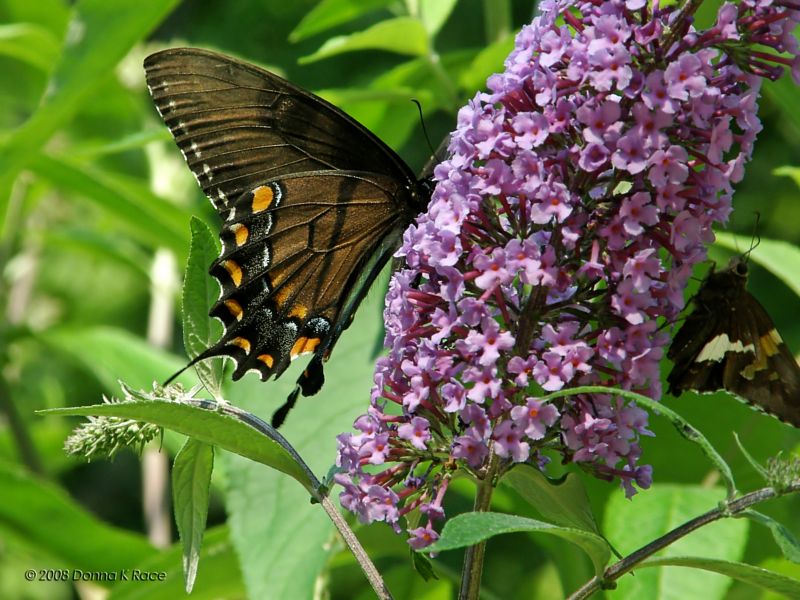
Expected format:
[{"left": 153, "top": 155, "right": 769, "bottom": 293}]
[
  {"left": 320, "top": 495, "right": 394, "bottom": 600},
  {"left": 663, "top": 0, "right": 705, "bottom": 53},
  {"left": 183, "top": 397, "right": 394, "bottom": 600},
  {"left": 459, "top": 447, "right": 500, "bottom": 600},
  {"left": 566, "top": 485, "right": 797, "bottom": 599}
]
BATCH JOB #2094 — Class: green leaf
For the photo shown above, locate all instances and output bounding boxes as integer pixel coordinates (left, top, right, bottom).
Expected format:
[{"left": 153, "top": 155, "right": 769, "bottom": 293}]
[
  {"left": 109, "top": 526, "right": 246, "bottom": 600},
  {"left": 300, "top": 17, "right": 429, "bottom": 64},
  {"left": 69, "top": 128, "right": 172, "bottom": 160},
  {"left": 458, "top": 33, "right": 515, "bottom": 92},
  {"left": 419, "top": 0, "right": 457, "bottom": 37},
  {"left": 604, "top": 484, "right": 750, "bottom": 600},
  {"left": 714, "top": 232, "right": 800, "bottom": 300},
  {"left": 368, "top": 49, "right": 473, "bottom": 113},
  {"left": 29, "top": 153, "right": 192, "bottom": 258},
  {"left": 319, "top": 85, "right": 429, "bottom": 150},
  {"left": 0, "top": 460, "right": 156, "bottom": 570},
  {"left": 289, "top": 0, "right": 395, "bottom": 41},
  {"left": 746, "top": 511, "right": 800, "bottom": 563},
  {"left": 764, "top": 75, "right": 800, "bottom": 138},
  {"left": 774, "top": 165, "right": 800, "bottom": 189},
  {"left": 182, "top": 218, "right": 223, "bottom": 398},
  {"left": 0, "top": 23, "right": 61, "bottom": 71},
  {"left": 0, "top": 0, "right": 181, "bottom": 177},
  {"left": 39, "top": 397, "right": 316, "bottom": 493},
  {"left": 640, "top": 556, "right": 800, "bottom": 598},
  {"left": 172, "top": 439, "right": 214, "bottom": 593},
  {"left": 501, "top": 464, "right": 601, "bottom": 535},
  {"left": 39, "top": 326, "right": 195, "bottom": 392},
  {"left": 0, "top": 0, "right": 70, "bottom": 36},
  {"left": 427, "top": 512, "right": 611, "bottom": 575},
  {"left": 411, "top": 550, "right": 438, "bottom": 582},
  {"left": 42, "top": 228, "right": 151, "bottom": 279}
]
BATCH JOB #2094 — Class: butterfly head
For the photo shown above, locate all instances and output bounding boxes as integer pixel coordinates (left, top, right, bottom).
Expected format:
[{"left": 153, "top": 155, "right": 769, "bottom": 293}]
[
  {"left": 695, "top": 256, "right": 749, "bottom": 305},
  {"left": 413, "top": 176, "right": 435, "bottom": 210}
]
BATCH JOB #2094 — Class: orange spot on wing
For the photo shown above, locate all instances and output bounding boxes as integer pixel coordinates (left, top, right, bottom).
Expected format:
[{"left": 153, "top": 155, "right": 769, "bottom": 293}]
[
  {"left": 288, "top": 305, "right": 308, "bottom": 320},
  {"left": 761, "top": 329, "right": 782, "bottom": 357},
  {"left": 229, "top": 337, "right": 251, "bottom": 354},
  {"left": 291, "top": 336, "right": 320, "bottom": 358},
  {"left": 224, "top": 299, "right": 243, "bottom": 321},
  {"left": 257, "top": 354, "right": 274, "bottom": 368},
  {"left": 271, "top": 285, "right": 292, "bottom": 308},
  {"left": 304, "top": 337, "right": 321, "bottom": 354},
  {"left": 230, "top": 223, "right": 249, "bottom": 247},
  {"left": 223, "top": 260, "right": 243, "bottom": 287},
  {"left": 290, "top": 337, "right": 308, "bottom": 358},
  {"left": 252, "top": 186, "right": 274, "bottom": 213}
]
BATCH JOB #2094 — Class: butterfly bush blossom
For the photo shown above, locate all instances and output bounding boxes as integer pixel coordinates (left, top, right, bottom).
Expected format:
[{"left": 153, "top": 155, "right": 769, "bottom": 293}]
[{"left": 336, "top": 0, "right": 800, "bottom": 548}]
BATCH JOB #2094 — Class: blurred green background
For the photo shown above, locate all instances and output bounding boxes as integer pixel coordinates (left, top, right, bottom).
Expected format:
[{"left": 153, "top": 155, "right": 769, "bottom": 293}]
[{"left": 0, "top": 1, "right": 799, "bottom": 599}]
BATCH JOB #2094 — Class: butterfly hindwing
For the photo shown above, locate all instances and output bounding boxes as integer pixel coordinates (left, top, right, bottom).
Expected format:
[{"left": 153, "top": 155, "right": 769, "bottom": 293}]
[
  {"left": 198, "top": 172, "right": 410, "bottom": 381},
  {"left": 145, "top": 48, "right": 432, "bottom": 425},
  {"left": 667, "top": 258, "right": 800, "bottom": 427},
  {"left": 726, "top": 293, "right": 800, "bottom": 423}
]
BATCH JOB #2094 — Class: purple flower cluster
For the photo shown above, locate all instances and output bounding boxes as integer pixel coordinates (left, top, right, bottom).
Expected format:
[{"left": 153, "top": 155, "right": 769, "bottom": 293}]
[{"left": 336, "top": 0, "right": 800, "bottom": 548}]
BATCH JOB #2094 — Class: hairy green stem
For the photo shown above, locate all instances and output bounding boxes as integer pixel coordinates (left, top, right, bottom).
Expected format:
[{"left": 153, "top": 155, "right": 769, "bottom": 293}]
[
  {"left": 566, "top": 485, "right": 798, "bottom": 599},
  {"left": 459, "top": 447, "right": 500, "bottom": 600}
]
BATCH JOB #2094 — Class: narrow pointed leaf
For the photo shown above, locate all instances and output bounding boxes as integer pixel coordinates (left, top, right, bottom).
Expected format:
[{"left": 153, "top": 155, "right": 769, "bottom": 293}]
[
  {"left": 173, "top": 439, "right": 214, "bottom": 593},
  {"left": 641, "top": 556, "right": 800, "bottom": 598},
  {"left": 300, "top": 17, "right": 428, "bottom": 63},
  {"left": 0, "top": 23, "right": 60, "bottom": 71},
  {"left": 290, "top": 0, "right": 394, "bottom": 41},
  {"left": 182, "top": 218, "right": 223, "bottom": 398},
  {"left": 0, "top": 0, "right": 181, "bottom": 174},
  {"left": 746, "top": 510, "right": 800, "bottom": 563},
  {"left": 419, "top": 0, "right": 457, "bottom": 36}
]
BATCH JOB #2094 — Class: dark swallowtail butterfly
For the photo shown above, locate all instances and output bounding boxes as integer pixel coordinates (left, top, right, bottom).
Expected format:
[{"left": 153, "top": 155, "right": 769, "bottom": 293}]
[
  {"left": 144, "top": 48, "right": 433, "bottom": 426},
  {"left": 667, "top": 257, "right": 800, "bottom": 427}
]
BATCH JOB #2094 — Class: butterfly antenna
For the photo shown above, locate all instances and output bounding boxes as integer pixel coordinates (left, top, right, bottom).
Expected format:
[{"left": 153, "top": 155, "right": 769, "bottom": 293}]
[
  {"left": 411, "top": 98, "right": 436, "bottom": 158},
  {"left": 163, "top": 365, "right": 189, "bottom": 386},
  {"left": 743, "top": 212, "right": 761, "bottom": 264},
  {"left": 162, "top": 354, "right": 205, "bottom": 386}
]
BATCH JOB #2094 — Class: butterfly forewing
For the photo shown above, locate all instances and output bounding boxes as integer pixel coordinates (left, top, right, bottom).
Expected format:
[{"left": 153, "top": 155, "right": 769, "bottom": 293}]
[{"left": 143, "top": 48, "right": 418, "bottom": 216}]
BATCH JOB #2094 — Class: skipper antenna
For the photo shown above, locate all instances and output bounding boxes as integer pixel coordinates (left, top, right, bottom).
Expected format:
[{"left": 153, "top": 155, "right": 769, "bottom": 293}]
[{"left": 742, "top": 212, "right": 761, "bottom": 263}]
